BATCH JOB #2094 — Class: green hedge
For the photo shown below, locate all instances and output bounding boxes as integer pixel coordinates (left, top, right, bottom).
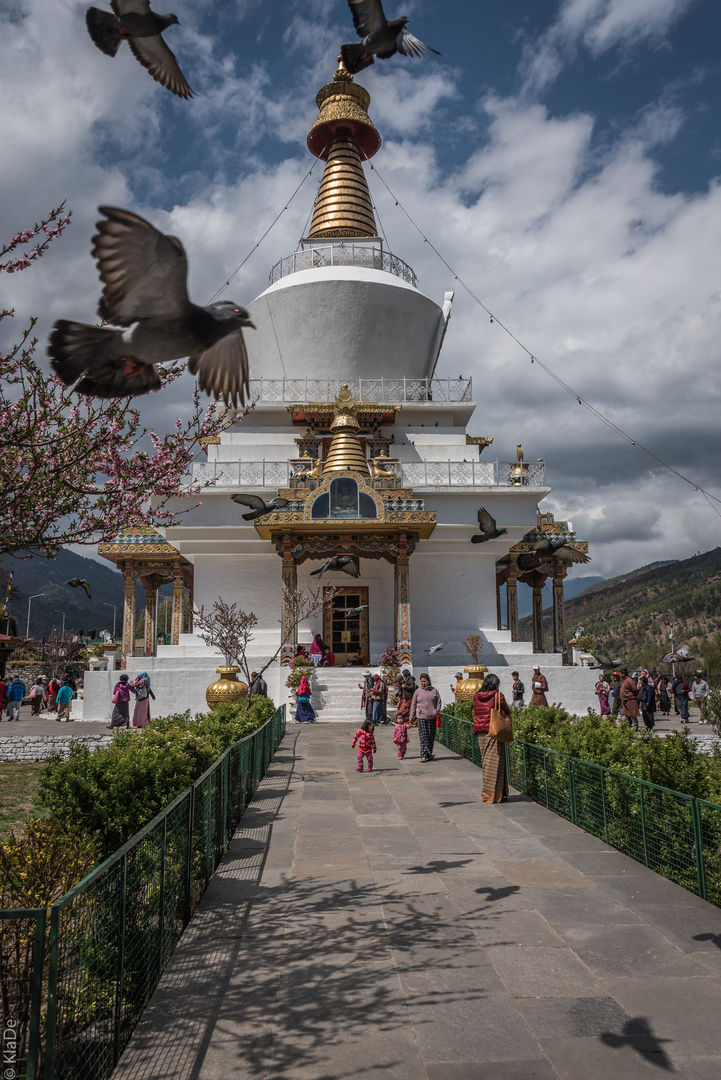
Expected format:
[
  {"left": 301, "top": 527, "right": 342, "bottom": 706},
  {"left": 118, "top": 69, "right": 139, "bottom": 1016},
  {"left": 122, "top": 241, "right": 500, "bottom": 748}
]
[
  {"left": 442, "top": 699, "right": 721, "bottom": 805},
  {"left": 37, "top": 697, "right": 276, "bottom": 857}
]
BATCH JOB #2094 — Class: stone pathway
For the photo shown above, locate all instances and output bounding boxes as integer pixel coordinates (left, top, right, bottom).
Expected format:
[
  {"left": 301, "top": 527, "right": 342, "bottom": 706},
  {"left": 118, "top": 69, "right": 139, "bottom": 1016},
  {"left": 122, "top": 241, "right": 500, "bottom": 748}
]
[{"left": 113, "top": 723, "right": 721, "bottom": 1080}]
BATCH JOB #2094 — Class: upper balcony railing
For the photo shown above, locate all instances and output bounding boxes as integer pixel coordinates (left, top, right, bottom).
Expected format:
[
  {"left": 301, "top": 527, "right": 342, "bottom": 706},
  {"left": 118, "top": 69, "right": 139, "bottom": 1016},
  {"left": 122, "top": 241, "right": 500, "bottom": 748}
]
[
  {"left": 269, "top": 242, "right": 418, "bottom": 287},
  {"left": 192, "top": 459, "right": 546, "bottom": 489},
  {"left": 245, "top": 376, "right": 473, "bottom": 405}
]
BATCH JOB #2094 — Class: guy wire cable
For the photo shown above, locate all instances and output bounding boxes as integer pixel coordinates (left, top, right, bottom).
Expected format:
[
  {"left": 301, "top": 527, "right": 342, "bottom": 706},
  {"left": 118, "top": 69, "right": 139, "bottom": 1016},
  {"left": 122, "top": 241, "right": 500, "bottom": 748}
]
[{"left": 369, "top": 162, "right": 721, "bottom": 518}]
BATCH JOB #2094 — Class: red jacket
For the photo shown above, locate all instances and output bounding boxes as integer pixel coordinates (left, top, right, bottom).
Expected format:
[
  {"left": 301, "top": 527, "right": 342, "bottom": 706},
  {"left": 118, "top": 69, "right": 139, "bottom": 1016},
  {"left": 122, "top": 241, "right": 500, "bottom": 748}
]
[{"left": 472, "top": 689, "right": 510, "bottom": 735}]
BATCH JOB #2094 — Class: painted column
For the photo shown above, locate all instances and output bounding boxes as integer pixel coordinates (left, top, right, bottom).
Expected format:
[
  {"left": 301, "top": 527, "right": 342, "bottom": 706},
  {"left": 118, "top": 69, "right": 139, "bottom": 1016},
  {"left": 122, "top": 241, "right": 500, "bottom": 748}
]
[
  {"left": 281, "top": 551, "right": 297, "bottom": 665},
  {"left": 496, "top": 578, "right": 502, "bottom": 631},
  {"left": 187, "top": 574, "right": 194, "bottom": 634},
  {"left": 506, "top": 559, "right": 519, "bottom": 642},
  {"left": 552, "top": 566, "right": 567, "bottom": 652},
  {"left": 394, "top": 555, "right": 412, "bottom": 666},
  {"left": 143, "top": 581, "right": 158, "bottom": 658},
  {"left": 171, "top": 573, "right": 185, "bottom": 646},
  {"left": 531, "top": 575, "right": 545, "bottom": 654},
  {"left": 122, "top": 567, "right": 136, "bottom": 660}
]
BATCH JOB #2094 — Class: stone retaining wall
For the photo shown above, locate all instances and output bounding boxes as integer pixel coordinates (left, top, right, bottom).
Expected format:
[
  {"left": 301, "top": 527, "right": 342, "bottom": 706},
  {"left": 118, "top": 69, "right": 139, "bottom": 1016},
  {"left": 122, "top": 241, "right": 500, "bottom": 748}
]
[{"left": 0, "top": 734, "right": 112, "bottom": 762}]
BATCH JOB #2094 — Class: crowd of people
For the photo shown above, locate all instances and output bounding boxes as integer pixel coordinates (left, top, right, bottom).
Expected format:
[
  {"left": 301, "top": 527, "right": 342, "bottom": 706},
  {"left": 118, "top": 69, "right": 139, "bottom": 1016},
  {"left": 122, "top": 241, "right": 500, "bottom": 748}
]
[
  {"left": 108, "top": 671, "right": 155, "bottom": 729},
  {"left": 594, "top": 669, "right": 710, "bottom": 730},
  {"left": 0, "top": 672, "right": 79, "bottom": 721}
]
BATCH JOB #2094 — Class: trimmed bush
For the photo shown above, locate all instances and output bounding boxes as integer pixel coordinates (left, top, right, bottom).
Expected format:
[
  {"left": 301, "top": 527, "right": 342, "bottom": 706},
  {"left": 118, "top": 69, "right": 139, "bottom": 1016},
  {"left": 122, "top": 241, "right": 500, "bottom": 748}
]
[{"left": 37, "top": 698, "right": 276, "bottom": 858}]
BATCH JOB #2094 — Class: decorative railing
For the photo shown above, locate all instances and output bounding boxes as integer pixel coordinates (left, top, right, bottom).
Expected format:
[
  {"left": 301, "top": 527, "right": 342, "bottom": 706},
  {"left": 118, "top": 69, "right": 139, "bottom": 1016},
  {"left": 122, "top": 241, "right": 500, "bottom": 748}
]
[
  {"left": 437, "top": 713, "right": 721, "bottom": 909},
  {"left": 245, "top": 376, "right": 472, "bottom": 404},
  {"left": 0, "top": 706, "right": 286, "bottom": 1080},
  {"left": 192, "top": 458, "right": 546, "bottom": 489},
  {"left": 269, "top": 243, "right": 417, "bottom": 287}
]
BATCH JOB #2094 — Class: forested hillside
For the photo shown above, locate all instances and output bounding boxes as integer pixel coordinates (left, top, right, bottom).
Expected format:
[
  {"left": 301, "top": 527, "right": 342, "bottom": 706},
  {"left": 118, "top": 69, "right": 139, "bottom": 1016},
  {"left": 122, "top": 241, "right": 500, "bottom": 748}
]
[{"left": 519, "top": 548, "right": 721, "bottom": 675}]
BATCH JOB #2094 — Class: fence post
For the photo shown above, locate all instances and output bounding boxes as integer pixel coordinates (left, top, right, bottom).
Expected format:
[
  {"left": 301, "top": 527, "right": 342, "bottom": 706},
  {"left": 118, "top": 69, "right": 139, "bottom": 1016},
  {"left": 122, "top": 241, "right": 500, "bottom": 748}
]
[
  {"left": 26, "top": 909, "right": 46, "bottom": 1080},
  {"left": 43, "top": 908, "right": 60, "bottom": 1080},
  {"left": 184, "top": 787, "right": 195, "bottom": 927},
  {"left": 691, "top": 799, "right": 708, "bottom": 901},
  {"left": 639, "top": 782, "right": 649, "bottom": 868},
  {"left": 543, "top": 749, "right": 549, "bottom": 808},
  {"left": 600, "top": 767, "right": 609, "bottom": 845},
  {"left": 158, "top": 816, "right": 167, "bottom": 977},
  {"left": 568, "top": 757, "right": 578, "bottom": 826},
  {"left": 113, "top": 853, "right": 128, "bottom": 1066}
]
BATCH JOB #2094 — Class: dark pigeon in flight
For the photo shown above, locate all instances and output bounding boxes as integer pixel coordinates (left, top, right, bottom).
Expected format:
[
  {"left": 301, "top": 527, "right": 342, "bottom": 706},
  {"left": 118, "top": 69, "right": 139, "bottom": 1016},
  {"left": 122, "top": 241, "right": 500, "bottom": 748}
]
[
  {"left": 471, "top": 507, "right": 507, "bottom": 544},
  {"left": 231, "top": 494, "right": 289, "bottom": 521},
  {"left": 529, "top": 536, "right": 590, "bottom": 566},
  {"left": 86, "top": 2, "right": 194, "bottom": 99},
  {"left": 66, "top": 578, "right": 92, "bottom": 599},
  {"left": 49, "top": 206, "right": 254, "bottom": 406},
  {"left": 341, "top": 0, "right": 440, "bottom": 75},
  {"left": 310, "top": 555, "right": 361, "bottom": 578}
]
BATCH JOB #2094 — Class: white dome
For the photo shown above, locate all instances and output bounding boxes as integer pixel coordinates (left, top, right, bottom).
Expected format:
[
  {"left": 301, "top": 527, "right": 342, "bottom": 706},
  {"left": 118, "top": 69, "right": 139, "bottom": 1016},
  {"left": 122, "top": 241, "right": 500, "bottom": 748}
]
[{"left": 246, "top": 265, "right": 445, "bottom": 383}]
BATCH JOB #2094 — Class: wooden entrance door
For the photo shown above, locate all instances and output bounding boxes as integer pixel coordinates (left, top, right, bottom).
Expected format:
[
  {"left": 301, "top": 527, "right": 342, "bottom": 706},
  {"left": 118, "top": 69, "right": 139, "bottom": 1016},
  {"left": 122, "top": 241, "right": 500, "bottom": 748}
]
[{"left": 324, "top": 587, "right": 369, "bottom": 665}]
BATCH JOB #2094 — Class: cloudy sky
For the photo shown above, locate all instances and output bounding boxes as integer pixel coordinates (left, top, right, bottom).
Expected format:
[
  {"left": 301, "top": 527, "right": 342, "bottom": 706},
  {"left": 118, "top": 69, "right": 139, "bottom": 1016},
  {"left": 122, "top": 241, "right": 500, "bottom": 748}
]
[{"left": 2, "top": 0, "right": 720, "bottom": 580}]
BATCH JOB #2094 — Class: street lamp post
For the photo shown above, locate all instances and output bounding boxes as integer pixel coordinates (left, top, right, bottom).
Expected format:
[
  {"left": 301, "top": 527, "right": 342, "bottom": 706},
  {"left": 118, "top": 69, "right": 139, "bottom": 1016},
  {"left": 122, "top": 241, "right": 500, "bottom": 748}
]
[
  {"left": 103, "top": 603, "right": 117, "bottom": 641},
  {"left": 54, "top": 611, "right": 66, "bottom": 636},
  {"left": 26, "top": 593, "right": 46, "bottom": 639},
  {"left": 664, "top": 618, "right": 678, "bottom": 679}
]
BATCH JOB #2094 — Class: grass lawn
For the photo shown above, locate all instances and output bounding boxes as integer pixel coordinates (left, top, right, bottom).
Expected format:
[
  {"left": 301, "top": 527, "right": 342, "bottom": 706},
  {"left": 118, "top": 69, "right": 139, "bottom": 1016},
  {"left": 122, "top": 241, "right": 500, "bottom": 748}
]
[{"left": 0, "top": 763, "right": 45, "bottom": 836}]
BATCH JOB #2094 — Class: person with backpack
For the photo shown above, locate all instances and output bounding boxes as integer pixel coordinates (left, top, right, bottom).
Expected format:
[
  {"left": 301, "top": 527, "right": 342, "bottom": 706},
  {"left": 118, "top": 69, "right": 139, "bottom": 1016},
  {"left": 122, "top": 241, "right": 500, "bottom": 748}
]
[
  {"left": 5, "top": 675, "right": 26, "bottom": 721},
  {"left": 131, "top": 670, "right": 155, "bottom": 727},
  {"left": 55, "top": 678, "right": 74, "bottom": 722}
]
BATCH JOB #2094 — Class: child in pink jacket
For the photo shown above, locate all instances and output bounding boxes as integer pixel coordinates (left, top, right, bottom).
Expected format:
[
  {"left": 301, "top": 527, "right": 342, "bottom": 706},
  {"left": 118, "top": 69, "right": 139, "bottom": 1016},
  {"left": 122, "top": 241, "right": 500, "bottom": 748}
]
[
  {"left": 393, "top": 719, "right": 411, "bottom": 760},
  {"left": 351, "top": 719, "right": 377, "bottom": 772}
]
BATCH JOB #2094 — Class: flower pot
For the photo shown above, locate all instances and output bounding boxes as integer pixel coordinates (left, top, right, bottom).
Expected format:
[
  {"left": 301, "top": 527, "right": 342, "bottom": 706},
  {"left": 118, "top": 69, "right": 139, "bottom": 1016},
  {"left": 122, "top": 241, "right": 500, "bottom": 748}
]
[
  {"left": 454, "top": 663, "right": 488, "bottom": 702},
  {"left": 206, "top": 665, "right": 248, "bottom": 710},
  {"left": 88, "top": 656, "right": 108, "bottom": 671}
]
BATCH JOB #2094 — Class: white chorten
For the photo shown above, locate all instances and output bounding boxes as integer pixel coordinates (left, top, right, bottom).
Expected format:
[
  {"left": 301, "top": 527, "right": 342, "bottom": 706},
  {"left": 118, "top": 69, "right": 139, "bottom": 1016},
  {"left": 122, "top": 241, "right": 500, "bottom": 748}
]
[{"left": 84, "top": 63, "right": 597, "bottom": 721}]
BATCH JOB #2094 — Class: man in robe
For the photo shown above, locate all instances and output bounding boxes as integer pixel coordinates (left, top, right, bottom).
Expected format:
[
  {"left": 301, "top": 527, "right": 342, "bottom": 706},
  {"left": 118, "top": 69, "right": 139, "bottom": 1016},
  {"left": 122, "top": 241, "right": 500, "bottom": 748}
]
[
  {"left": 619, "top": 669, "right": 640, "bottom": 730},
  {"left": 530, "top": 665, "right": 548, "bottom": 707}
]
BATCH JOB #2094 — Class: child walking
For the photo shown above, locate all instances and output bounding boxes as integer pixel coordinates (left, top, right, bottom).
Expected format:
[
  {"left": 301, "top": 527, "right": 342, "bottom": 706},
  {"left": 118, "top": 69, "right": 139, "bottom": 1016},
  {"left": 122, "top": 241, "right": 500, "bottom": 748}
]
[
  {"left": 351, "top": 719, "right": 377, "bottom": 772},
  {"left": 393, "top": 718, "right": 411, "bottom": 759}
]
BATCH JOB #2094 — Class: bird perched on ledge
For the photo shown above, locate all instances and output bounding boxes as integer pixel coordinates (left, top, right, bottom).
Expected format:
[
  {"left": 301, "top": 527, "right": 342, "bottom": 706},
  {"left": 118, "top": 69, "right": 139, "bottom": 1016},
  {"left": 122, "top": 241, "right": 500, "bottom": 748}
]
[
  {"left": 86, "top": 2, "right": 194, "bottom": 99},
  {"left": 340, "top": 0, "right": 440, "bottom": 74},
  {"left": 49, "top": 206, "right": 254, "bottom": 406}
]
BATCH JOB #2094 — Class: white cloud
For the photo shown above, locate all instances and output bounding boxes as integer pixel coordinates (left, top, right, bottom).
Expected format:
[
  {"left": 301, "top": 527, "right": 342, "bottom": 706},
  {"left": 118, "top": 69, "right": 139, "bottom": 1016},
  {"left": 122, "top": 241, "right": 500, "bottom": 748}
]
[{"left": 522, "top": 0, "right": 698, "bottom": 93}]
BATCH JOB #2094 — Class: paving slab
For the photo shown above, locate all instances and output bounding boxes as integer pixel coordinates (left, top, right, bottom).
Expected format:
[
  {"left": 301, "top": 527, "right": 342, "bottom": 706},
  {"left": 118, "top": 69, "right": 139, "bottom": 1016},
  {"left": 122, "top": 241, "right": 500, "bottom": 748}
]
[{"left": 114, "top": 723, "right": 721, "bottom": 1079}]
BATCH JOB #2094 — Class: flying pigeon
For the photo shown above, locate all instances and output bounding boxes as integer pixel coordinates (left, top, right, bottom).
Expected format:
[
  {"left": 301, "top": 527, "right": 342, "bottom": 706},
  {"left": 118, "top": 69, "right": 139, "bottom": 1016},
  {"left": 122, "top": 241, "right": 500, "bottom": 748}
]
[
  {"left": 86, "top": 2, "right": 194, "bottom": 99},
  {"left": 65, "top": 578, "right": 92, "bottom": 599},
  {"left": 471, "top": 507, "right": 507, "bottom": 544},
  {"left": 49, "top": 206, "right": 255, "bottom": 406},
  {"left": 518, "top": 536, "right": 590, "bottom": 568},
  {"left": 425, "top": 642, "right": 446, "bottom": 655},
  {"left": 230, "top": 494, "right": 289, "bottom": 521},
  {"left": 310, "top": 556, "right": 361, "bottom": 578},
  {"left": 340, "top": 0, "right": 440, "bottom": 75},
  {"left": 347, "top": 604, "right": 370, "bottom": 615}
]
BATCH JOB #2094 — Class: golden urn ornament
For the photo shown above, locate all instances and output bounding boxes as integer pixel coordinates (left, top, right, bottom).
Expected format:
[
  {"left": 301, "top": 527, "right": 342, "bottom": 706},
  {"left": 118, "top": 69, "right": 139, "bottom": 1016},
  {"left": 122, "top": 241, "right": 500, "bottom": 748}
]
[
  {"left": 453, "top": 664, "right": 488, "bottom": 702},
  {"left": 206, "top": 665, "right": 248, "bottom": 710}
]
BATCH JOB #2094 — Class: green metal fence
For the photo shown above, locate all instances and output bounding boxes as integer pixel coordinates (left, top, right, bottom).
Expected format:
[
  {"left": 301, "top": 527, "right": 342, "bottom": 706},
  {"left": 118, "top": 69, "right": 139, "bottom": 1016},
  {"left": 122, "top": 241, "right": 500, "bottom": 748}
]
[
  {"left": 437, "top": 711, "right": 721, "bottom": 910},
  {"left": 0, "top": 705, "right": 286, "bottom": 1080}
]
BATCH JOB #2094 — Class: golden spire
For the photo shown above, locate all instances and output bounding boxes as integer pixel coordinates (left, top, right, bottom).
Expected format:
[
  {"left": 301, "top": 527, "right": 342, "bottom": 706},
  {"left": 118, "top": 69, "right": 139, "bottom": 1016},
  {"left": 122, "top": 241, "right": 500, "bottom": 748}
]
[
  {"left": 323, "top": 385, "right": 371, "bottom": 477},
  {"left": 306, "top": 59, "right": 381, "bottom": 240}
]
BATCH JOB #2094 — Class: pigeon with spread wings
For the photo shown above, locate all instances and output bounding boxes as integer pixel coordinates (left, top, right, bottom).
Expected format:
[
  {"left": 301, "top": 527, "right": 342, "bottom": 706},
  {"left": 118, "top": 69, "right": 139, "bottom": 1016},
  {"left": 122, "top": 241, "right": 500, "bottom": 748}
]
[
  {"left": 49, "top": 207, "right": 254, "bottom": 406},
  {"left": 471, "top": 507, "right": 507, "bottom": 544},
  {"left": 341, "top": 0, "right": 440, "bottom": 75},
  {"left": 66, "top": 578, "right": 92, "bottom": 599},
  {"left": 309, "top": 556, "right": 361, "bottom": 578},
  {"left": 231, "top": 494, "right": 289, "bottom": 521},
  {"left": 86, "top": 2, "right": 194, "bottom": 99}
]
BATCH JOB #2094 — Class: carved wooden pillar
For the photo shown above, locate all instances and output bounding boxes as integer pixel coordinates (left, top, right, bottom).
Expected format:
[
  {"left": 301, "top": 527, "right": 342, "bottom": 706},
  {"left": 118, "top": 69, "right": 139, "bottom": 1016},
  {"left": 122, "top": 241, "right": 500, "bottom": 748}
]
[
  {"left": 394, "top": 554, "right": 412, "bottom": 666},
  {"left": 187, "top": 573, "right": 194, "bottom": 634},
  {"left": 506, "top": 559, "right": 519, "bottom": 642},
  {"left": 496, "top": 578, "right": 502, "bottom": 631},
  {"left": 171, "top": 573, "right": 185, "bottom": 646},
  {"left": 532, "top": 584, "right": 544, "bottom": 653},
  {"left": 552, "top": 565, "right": 567, "bottom": 652},
  {"left": 143, "top": 579, "right": 158, "bottom": 657},
  {"left": 122, "top": 567, "right": 136, "bottom": 660},
  {"left": 281, "top": 539, "right": 297, "bottom": 664}
]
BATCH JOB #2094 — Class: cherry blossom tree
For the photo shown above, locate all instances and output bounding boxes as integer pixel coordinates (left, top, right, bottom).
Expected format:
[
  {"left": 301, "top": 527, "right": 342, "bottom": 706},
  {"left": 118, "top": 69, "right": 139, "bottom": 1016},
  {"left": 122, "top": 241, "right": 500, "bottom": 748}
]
[{"left": 1, "top": 204, "right": 230, "bottom": 559}]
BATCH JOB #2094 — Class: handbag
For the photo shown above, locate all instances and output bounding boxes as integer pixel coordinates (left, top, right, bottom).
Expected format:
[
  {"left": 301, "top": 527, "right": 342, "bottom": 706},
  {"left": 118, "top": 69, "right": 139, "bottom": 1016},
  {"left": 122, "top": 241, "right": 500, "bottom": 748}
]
[{"left": 488, "top": 692, "right": 513, "bottom": 742}]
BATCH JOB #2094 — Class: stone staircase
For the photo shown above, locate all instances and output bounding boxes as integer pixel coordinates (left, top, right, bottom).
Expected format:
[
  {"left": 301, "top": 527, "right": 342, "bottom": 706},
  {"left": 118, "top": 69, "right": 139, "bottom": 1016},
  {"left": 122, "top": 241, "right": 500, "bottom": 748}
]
[{"left": 307, "top": 667, "right": 383, "bottom": 724}]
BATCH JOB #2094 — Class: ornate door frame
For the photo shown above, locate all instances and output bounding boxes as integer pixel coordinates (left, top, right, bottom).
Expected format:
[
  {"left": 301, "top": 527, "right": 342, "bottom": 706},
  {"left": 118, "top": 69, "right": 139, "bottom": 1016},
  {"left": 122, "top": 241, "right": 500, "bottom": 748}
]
[{"left": 323, "top": 586, "right": 369, "bottom": 663}]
